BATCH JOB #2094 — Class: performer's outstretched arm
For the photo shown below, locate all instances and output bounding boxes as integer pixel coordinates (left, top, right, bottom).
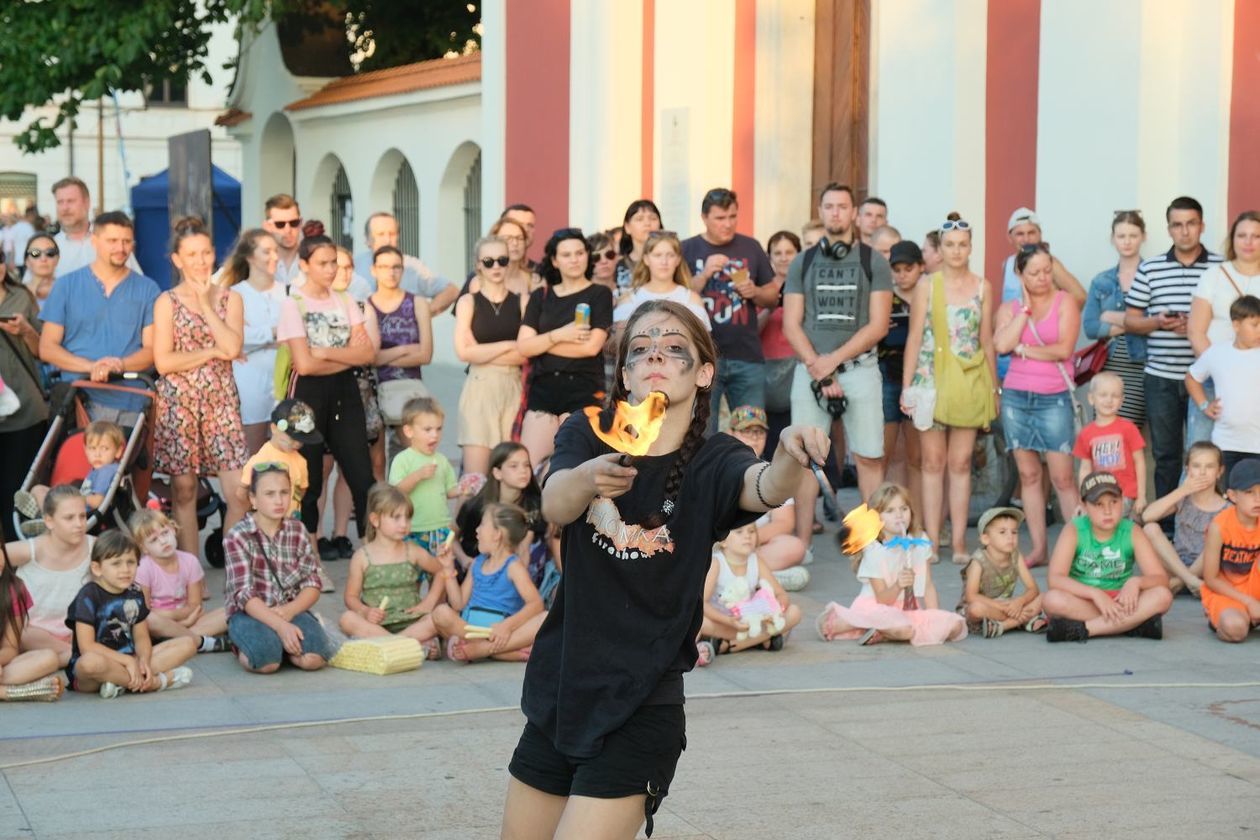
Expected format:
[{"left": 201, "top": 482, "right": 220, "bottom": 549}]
[
  {"left": 542, "top": 453, "right": 637, "bottom": 526},
  {"left": 738, "top": 425, "right": 830, "bottom": 513}
]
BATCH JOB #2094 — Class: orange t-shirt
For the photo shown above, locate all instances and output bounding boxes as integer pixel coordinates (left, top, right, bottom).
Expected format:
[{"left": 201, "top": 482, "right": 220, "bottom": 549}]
[{"left": 1214, "top": 507, "right": 1260, "bottom": 587}]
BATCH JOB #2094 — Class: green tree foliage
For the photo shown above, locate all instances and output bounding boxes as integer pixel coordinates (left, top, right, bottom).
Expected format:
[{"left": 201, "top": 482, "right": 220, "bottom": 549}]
[{"left": 0, "top": 0, "right": 480, "bottom": 154}]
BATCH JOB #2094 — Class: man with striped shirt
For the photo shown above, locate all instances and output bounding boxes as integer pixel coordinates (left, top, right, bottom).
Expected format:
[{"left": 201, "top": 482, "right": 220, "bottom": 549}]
[{"left": 1124, "top": 196, "right": 1223, "bottom": 505}]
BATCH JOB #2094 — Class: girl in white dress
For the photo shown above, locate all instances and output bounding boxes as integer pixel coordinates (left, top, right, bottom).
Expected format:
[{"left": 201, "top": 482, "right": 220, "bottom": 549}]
[{"left": 222, "top": 229, "right": 287, "bottom": 454}]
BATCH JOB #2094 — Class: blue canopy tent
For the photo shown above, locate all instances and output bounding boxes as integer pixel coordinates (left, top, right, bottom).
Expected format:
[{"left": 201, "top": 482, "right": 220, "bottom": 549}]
[{"left": 130, "top": 166, "right": 241, "bottom": 289}]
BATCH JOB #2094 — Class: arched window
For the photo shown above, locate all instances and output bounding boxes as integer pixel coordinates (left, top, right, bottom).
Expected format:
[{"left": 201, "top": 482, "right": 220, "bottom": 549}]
[
  {"left": 462, "top": 151, "right": 481, "bottom": 275},
  {"left": 330, "top": 164, "right": 353, "bottom": 249},
  {"left": 393, "top": 159, "right": 420, "bottom": 257}
]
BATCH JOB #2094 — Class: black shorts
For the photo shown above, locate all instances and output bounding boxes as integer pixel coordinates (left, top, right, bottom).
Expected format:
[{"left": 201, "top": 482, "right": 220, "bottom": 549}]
[
  {"left": 509, "top": 704, "right": 685, "bottom": 835},
  {"left": 527, "top": 370, "right": 603, "bottom": 415}
]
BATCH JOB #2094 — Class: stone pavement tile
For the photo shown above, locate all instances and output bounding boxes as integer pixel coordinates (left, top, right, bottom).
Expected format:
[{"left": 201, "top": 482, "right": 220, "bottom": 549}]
[
  {"left": 680, "top": 793, "right": 1048, "bottom": 840},
  {"left": 16, "top": 781, "right": 342, "bottom": 836},
  {"left": 7, "top": 754, "right": 307, "bottom": 800},
  {"left": 0, "top": 775, "right": 31, "bottom": 837},
  {"left": 1055, "top": 818, "right": 1260, "bottom": 840}
]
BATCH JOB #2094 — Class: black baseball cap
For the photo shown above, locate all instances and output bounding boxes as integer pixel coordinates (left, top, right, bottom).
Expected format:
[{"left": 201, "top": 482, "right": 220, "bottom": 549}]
[
  {"left": 888, "top": 241, "right": 923, "bottom": 266},
  {"left": 1228, "top": 459, "right": 1260, "bottom": 492},
  {"left": 1080, "top": 471, "right": 1122, "bottom": 503},
  {"left": 271, "top": 399, "right": 323, "bottom": 445}
]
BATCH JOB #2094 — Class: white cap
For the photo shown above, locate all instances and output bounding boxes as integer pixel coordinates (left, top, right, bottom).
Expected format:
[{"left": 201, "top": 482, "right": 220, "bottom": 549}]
[{"left": 1007, "top": 207, "right": 1040, "bottom": 231}]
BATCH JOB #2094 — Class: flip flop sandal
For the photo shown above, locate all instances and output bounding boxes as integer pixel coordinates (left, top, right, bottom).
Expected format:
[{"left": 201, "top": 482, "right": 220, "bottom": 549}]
[
  {"left": 815, "top": 610, "right": 837, "bottom": 641},
  {"left": 1024, "top": 614, "right": 1049, "bottom": 634},
  {"left": 695, "top": 640, "right": 715, "bottom": 667},
  {"left": 858, "top": 628, "right": 883, "bottom": 646},
  {"left": 768, "top": 633, "right": 785, "bottom": 652},
  {"left": 445, "top": 636, "right": 470, "bottom": 663},
  {"left": 982, "top": 618, "right": 1006, "bottom": 638}
]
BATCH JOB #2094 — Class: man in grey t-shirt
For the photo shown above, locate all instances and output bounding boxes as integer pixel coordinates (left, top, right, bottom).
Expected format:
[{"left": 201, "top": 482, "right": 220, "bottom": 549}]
[{"left": 783, "top": 183, "right": 892, "bottom": 502}]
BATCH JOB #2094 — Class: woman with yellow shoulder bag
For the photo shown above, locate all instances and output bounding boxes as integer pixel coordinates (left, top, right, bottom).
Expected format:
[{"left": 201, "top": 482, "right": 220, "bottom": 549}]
[{"left": 901, "top": 214, "right": 998, "bottom": 564}]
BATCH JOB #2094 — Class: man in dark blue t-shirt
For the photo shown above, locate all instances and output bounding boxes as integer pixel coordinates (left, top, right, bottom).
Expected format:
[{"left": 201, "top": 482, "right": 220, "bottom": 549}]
[{"left": 680, "top": 188, "right": 777, "bottom": 430}]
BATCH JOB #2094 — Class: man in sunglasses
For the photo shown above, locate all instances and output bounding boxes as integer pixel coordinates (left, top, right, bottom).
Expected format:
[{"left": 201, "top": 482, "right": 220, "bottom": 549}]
[
  {"left": 51, "top": 176, "right": 140, "bottom": 277},
  {"left": 262, "top": 194, "right": 305, "bottom": 285},
  {"left": 681, "top": 187, "right": 778, "bottom": 429},
  {"left": 352, "top": 212, "right": 456, "bottom": 315}
]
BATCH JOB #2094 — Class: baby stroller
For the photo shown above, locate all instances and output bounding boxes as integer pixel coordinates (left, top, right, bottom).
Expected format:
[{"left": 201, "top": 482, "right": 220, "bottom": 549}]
[
  {"left": 12, "top": 374, "right": 227, "bottom": 565},
  {"left": 13, "top": 374, "right": 155, "bottom": 537}
]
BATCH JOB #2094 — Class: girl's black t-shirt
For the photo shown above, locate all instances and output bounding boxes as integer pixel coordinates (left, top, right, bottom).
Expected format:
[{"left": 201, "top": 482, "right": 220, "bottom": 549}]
[
  {"left": 522, "top": 283, "right": 614, "bottom": 381},
  {"left": 520, "top": 413, "right": 760, "bottom": 758}
]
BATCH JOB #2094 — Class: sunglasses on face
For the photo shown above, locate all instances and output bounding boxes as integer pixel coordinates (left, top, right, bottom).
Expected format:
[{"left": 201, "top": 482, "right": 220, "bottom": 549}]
[
  {"left": 591, "top": 250, "right": 617, "bottom": 263},
  {"left": 269, "top": 219, "right": 303, "bottom": 229},
  {"left": 480, "top": 256, "right": 511, "bottom": 268},
  {"left": 940, "top": 220, "right": 971, "bottom": 232},
  {"left": 26, "top": 247, "right": 58, "bottom": 259}
]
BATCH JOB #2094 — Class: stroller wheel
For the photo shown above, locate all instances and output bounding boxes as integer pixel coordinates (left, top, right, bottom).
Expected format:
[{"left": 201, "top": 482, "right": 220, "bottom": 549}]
[{"left": 205, "top": 528, "right": 225, "bottom": 568}]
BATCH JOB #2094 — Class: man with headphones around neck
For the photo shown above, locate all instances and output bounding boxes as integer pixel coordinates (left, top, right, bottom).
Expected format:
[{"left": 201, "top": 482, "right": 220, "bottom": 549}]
[{"left": 782, "top": 183, "right": 893, "bottom": 535}]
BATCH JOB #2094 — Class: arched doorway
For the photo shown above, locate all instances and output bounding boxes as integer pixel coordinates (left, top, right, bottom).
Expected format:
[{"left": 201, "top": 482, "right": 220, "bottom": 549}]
[
  {"left": 312, "top": 153, "right": 353, "bottom": 250},
  {"left": 369, "top": 149, "right": 419, "bottom": 256},
  {"left": 259, "top": 113, "right": 296, "bottom": 201},
  {"left": 438, "top": 141, "right": 482, "bottom": 277}
]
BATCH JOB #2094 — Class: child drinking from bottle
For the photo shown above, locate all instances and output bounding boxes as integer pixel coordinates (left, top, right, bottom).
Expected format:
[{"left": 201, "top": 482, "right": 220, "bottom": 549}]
[{"left": 817, "top": 483, "right": 967, "bottom": 646}]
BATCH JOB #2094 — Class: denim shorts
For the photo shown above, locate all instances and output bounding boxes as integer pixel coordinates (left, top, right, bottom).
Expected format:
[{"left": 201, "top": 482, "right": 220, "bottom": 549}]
[
  {"left": 228, "top": 610, "right": 333, "bottom": 670},
  {"left": 1000, "top": 388, "right": 1075, "bottom": 454},
  {"left": 879, "top": 360, "right": 903, "bottom": 424}
]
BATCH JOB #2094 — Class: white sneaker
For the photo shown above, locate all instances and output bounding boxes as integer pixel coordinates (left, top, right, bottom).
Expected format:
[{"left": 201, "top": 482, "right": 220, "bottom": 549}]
[
  {"left": 320, "top": 574, "right": 336, "bottom": 593},
  {"left": 99, "top": 681, "right": 124, "bottom": 700},
  {"left": 161, "top": 666, "right": 193, "bottom": 692},
  {"left": 773, "top": 566, "right": 811, "bottom": 591},
  {"left": 801, "top": 547, "right": 815, "bottom": 566}
]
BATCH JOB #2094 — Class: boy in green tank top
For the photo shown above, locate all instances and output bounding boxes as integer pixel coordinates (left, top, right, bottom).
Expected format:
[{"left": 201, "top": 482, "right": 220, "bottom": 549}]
[{"left": 1044, "top": 472, "right": 1172, "bottom": 642}]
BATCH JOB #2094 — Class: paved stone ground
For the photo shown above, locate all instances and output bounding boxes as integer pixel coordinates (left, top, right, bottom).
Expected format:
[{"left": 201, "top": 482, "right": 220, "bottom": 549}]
[{"left": 3, "top": 355, "right": 1259, "bottom": 839}]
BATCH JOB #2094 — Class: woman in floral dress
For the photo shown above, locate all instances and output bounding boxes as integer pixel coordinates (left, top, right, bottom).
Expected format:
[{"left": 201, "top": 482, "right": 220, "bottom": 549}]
[
  {"left": 900, "top": 216, "right": 997, "bottom": 563},
  {"left": 153, "top": 218, "right": 250, "bottom": 555}
]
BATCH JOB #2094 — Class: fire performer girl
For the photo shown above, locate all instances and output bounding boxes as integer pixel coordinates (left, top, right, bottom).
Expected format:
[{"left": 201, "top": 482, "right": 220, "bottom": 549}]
[{"left": 500, "top": 300, "right": 829, "bottom": 839}]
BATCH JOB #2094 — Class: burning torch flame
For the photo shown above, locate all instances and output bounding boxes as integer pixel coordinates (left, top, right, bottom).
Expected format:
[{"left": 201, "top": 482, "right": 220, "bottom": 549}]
[
  {"left": 840, "top": 504, "right": 883, "bottom": 555},
  {"left": 583, "top": 392, "right": 669, "bottom": 458}
]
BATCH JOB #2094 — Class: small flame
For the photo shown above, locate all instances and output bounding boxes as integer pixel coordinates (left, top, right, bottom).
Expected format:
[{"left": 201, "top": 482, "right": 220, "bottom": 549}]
[
  {"left": 584, "top": 392, "right": 669, "bottom": 457},
  {"left": 840, "top": 504, "right": 883, "bottom": 555}
]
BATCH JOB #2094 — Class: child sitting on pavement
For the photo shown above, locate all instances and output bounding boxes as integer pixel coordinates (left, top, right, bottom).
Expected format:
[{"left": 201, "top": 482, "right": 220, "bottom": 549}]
[
  {"left": 1199, "top": 459, "right": 1260, "bottom": 643},
  {"left": 1141, "top": 441, "right": 1228, "bottom": 596},
  {"left": 430, "top": 502, "right": 545, "bottom": 663},
  {"left": 223, "top": 465, "right": 331, "bottom": 673},
  {"left": 1044, "top": 472, "right": 1172, "bottom": 642},
  {"left": 339, "top": 483, "right": 450, "bottom": 659},
  {"left": 726, "top": 405, "right": 810, "bottom": 590},
  {"left": 129, "top": 506, "right": 229, "bottom": 652},
  {"left": 698, "top": 521, "right": 802, "bottom": 663},
  {"left": 0, "top": 541, "right": 64, "bottom": 701},
  {"left": 817, "top": 483, "right": 967, "bottom": 646},
  {"left": 957, "top": 506, "right": 1045, "bottom": 637},
  {"left": 65, "top": 530, "right": 196, "bottom": 698}
]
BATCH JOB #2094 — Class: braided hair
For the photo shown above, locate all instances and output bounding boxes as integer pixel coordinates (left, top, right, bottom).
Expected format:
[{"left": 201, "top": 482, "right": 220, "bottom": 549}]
[{"left": 604, "top": 299, "right": 715, "bottom": 530}]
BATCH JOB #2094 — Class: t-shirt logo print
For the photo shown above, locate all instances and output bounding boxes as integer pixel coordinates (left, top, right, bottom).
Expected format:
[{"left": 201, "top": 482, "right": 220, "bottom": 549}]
[
  {"left": 814, "top": 264, "right": 859, "bottom": 325},
  {"left": 701, "top": 259, "right": 752, "bottom": 327},
  {"left": 586, "top": 497, "right": 675, "bottom": 560}
]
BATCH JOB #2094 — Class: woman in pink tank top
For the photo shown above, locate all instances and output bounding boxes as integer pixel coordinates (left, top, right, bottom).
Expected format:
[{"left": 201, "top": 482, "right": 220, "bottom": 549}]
[{"left": 994, "top": 245, "right": 1082, "bottom": 566}]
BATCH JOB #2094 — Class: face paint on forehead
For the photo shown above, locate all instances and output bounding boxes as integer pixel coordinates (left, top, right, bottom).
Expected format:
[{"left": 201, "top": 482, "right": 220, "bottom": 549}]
[{"left": 625, "top": 324, "right": 696, "bottom": 371}]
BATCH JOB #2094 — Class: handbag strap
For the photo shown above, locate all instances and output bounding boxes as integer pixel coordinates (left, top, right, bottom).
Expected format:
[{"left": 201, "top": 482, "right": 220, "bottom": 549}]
[
  {"left": 1022, "top": 294, "right": 1079, "bottom": 397},
  {"left": 1219, "top": 265, "right": 1244, "bottom": 299}
]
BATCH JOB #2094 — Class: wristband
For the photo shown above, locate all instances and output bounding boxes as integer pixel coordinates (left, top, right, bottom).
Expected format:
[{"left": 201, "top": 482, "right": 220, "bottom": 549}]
[
  {"left": 1198, "top": 399, "right": 1210, "bottom": 412},
  {"left": 755, "top": 463, "right": 772, "bottom": 507}
]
